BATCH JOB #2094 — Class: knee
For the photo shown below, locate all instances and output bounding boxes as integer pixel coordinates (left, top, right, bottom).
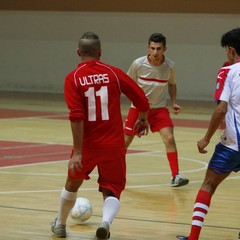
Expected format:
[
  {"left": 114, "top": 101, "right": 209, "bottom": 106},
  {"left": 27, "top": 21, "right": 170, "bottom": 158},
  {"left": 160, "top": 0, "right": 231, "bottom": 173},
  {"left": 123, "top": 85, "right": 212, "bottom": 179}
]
[
  {"left": 102, "top": 188, "right": 117, "bottom": 200},
  {"left": 201, "top": 179, "right": 218, "bottom": 194},
  {"left": 65, "top": 177, "right": 82, "bottom": 192},
  {"left": 163, "top": 133, "right": 175, "bottom": 146}
]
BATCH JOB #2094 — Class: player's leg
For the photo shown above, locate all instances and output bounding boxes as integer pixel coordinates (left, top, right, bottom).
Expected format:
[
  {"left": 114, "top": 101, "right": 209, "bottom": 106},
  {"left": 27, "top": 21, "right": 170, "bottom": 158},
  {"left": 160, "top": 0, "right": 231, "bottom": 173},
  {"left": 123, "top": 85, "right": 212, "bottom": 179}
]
[
  {"left": 101, "top": 187, "right": 121, "bottom": 225},
  {"left": 159, "top": 127, "right": 189, "bottom": 186},
  {"left": 96, "top": 188, "right": 120, "bottom": 240},
  {"left": 58, "top": 177, "right": 84, "bottom": 225},
  {"left": 159, "top": 126, "right": 180, "bottom": 178},
  {"left": 186, "top": 169, "right": 230, "bottom": 240},
  {"left": 124, "top": 107, "right": 139, "bottom": 148},
  {"left": 178, "top": 143, "right": 238, "bottom": 240},
  {"left": 96, "top": 147, "right": 126, "bottom": 240},
  {"left": 159, "top": 126, "right": 177, "bottom": 152},
  {"left": 151, "top": 108, "right": 189, "bottom": 187},
  {"left": 52, "top": 148, "right": 95, "bottom": 238},
  {"left": 177, "top": 169, "right": 230, "bottom": 240},
  {"left": 51, "top": 177, "right": 84, "bottom": 237}
]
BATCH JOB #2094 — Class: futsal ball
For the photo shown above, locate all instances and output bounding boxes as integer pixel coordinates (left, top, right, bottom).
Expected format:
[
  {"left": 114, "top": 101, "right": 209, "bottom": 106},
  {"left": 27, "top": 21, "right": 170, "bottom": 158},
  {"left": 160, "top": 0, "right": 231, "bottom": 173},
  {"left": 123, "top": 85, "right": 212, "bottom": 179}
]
[{"left": 70, "top": 197, "right": 93, "bottom": 223}]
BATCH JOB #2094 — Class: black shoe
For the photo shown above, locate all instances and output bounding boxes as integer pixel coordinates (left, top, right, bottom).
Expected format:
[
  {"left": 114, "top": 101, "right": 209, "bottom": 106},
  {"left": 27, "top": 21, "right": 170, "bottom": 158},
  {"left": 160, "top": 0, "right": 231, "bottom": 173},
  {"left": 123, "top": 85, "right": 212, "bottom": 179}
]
[{"left": 96, "top": 221, "right": 110, "bottom": 239}]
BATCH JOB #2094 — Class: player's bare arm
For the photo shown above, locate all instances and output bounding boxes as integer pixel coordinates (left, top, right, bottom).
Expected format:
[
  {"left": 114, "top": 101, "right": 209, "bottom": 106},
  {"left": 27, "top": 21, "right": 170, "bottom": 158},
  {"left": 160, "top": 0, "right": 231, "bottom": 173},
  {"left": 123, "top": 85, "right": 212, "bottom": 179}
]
[
  {"left": 197, "top": 100, "right": 228, "bottom": 154},
  {"left": 69, "top": 121, "right": 84, "bottom": 174},
  {"left": 168, "top": 83, "right": 181, "bottom": 114},
  {"left": 133, "top": 117, "right": 149, "bottom": 138},
  {"left": 68, "top": 153, "right": 82, "bottom": 175}
]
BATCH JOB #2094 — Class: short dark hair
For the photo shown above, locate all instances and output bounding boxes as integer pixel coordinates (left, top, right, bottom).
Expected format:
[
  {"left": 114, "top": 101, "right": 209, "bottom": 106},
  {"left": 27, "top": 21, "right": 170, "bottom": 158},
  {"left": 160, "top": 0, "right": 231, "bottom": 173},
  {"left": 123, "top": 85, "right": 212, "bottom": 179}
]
[
  {"left": 221, "top": 28, "right": 240, "bottom": 55},
  {"left": 78, "top": 32, "right": 101, "bottom": 56},
  {"left": 148, "top": 33, "right": 166, "bottom": 47}
]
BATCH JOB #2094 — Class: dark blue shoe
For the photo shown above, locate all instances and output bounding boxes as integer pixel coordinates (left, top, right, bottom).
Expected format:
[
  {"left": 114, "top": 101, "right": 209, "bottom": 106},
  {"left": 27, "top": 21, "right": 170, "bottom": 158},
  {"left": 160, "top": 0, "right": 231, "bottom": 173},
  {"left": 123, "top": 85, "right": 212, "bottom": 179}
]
[{"left": 176, "top": 235, "right": 188, "bottom": 240}]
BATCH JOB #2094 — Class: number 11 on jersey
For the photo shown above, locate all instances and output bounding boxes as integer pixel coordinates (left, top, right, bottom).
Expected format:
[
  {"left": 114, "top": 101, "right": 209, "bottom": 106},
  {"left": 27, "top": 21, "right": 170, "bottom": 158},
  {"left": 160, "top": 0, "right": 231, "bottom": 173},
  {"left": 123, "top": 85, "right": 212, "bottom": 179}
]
[{"left": 84, "top": 86, "right": 109, "bottom": 121}]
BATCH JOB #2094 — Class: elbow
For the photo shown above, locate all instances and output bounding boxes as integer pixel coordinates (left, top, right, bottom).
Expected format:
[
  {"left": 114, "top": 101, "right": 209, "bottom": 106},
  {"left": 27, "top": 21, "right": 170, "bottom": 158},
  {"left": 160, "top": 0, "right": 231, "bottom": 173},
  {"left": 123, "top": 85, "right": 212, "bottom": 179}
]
[
  {"left": 216, "top": 101, "right": 228, "bottom": 117},
  {"left": 216, "top": 107, "right": 227, "bottom": 117}
]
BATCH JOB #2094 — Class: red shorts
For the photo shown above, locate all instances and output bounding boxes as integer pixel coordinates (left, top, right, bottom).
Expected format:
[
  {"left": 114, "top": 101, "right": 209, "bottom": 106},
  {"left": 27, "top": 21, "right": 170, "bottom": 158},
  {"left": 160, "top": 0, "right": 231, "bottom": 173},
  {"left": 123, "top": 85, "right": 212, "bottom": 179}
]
[
  {"left": 124, "top": 107, "right": 174, "bottom": 135},
  {"left": 68, "top": 147, "right": 126, "bottom": 199}
]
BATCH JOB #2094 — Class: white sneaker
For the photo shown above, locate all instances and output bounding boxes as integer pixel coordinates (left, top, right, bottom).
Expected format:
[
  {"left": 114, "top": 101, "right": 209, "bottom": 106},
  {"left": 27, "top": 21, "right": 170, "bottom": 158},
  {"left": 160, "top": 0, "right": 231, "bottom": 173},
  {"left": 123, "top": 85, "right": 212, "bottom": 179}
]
[
  {"left": 51, "top": 218, "right": 66, "bottom": 238},
  {"left": 171, "top": 174, "right": 189, "bottom": 187}
]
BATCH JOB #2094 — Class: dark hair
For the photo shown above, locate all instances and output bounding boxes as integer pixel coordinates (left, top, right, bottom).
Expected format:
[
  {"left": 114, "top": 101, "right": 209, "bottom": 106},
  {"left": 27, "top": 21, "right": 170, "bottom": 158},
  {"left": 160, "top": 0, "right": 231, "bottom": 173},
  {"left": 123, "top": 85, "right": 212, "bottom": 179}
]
[
  {"left": 148, "top": 33, "right": 166, "bottom": 47},
  {"left": 221, "top": 28, "right": 240, "bottom": 55},
  {"left": 78, "top": 32, "right": 101, "bottom": 56}
]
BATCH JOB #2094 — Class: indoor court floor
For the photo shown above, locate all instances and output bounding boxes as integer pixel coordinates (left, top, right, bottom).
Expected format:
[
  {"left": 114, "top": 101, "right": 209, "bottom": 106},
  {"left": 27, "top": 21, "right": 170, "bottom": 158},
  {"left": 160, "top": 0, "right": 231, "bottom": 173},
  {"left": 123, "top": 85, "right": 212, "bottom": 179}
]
[{"left": 0, "top": 92, "right": 239, "bottom": 240}]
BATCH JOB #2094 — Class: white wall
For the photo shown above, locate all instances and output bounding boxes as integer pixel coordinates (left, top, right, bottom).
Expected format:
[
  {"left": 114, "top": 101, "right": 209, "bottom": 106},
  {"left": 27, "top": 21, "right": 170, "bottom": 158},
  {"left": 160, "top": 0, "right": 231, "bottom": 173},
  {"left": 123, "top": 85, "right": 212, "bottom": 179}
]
[{"left": 0, "top": 11, "right": 239, "bottom": 100}]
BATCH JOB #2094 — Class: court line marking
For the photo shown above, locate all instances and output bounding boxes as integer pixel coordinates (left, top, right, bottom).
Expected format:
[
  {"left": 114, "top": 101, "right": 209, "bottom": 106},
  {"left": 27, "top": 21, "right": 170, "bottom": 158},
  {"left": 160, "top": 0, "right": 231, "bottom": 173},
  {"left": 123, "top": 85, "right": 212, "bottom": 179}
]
[
  {"left": 0, "top": 151, "right": 207, "bottom": 175},
  {"left": 0, "top": 150, "right": 240, "bottom": 195},
  {"left": 0, "top": 114, "right": 68, "bottom": 121},
  {"left": 0, "top": 204, "right": 238, "bottom": 233},
  {"left": 0, "top": 142, "right": 70, "bottom": 150},
  {"left": 0, "top": 151, "right": 240, "bottom": 195},
  {"left": 1, "top": 176, "right": 240, "bottom": 195}
]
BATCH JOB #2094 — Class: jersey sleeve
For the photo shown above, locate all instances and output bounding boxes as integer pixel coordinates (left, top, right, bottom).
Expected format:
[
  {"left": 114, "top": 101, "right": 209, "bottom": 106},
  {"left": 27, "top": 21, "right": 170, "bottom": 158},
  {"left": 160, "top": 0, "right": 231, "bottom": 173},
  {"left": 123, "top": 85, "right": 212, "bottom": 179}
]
[
  {"left": 214, "top": 67, "right": 231, "bottom": 102},
  {"left": 64, "top": 74, "right": 85, "bottom": 122},
  {"left": 117, "top": 68, "right": 149, "bottom": 112},
  {"left": 127, "top": 60, "right": 138, "bottom": 81},
  {"left": 168, "top": 65, "right": 176, "bottom": 85}
]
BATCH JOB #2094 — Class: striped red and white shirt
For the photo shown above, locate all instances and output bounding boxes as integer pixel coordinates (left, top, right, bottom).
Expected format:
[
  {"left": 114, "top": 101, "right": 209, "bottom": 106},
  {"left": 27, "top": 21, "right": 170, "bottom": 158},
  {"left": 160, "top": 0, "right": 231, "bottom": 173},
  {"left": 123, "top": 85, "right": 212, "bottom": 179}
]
[{"left": 127, "top": 55, "right": 176, "bottom": 109}]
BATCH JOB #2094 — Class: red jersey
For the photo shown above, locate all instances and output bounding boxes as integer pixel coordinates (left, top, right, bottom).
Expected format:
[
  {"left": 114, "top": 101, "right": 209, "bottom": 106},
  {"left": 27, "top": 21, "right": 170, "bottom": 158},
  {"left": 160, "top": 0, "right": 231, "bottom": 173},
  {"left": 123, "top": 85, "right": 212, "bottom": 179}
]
[{"left": 64, "top": 60, "right": 149, "bottom": 148}]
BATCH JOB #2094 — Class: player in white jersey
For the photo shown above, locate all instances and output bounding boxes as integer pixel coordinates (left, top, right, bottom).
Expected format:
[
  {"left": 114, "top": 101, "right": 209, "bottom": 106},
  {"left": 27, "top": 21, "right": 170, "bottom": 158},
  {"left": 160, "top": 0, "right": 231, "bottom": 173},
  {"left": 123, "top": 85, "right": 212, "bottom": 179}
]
[
  {"left": 218, "top": 63, "right": 240, "bottom": 151},
  {"left": 124, "top": 33, "right": 189, "bottom": 187},
  {"left": 127, "top": 56, "right": 176, "bottom": 109},
  {"left": 177, "top": 27, "right": 240, "bottom": 240}
]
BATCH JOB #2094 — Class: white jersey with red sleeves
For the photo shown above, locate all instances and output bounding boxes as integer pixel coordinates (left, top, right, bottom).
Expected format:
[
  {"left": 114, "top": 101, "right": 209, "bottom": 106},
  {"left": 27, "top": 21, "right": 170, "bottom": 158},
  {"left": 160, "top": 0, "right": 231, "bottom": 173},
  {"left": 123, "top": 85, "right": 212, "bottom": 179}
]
[
  {"left": 127, "top": 55, "right": 176, "bottom": 109},
  {"left": 214, "top": 62, "right": 240, "bottom": 151},
  {"left": 64, "top": 60, "right": 149, "bottom": 149}
]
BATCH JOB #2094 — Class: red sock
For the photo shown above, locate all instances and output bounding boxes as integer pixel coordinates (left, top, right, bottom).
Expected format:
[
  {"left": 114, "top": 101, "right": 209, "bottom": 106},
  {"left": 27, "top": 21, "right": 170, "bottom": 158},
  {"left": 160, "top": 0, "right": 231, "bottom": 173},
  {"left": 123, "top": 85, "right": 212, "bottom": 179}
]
[
  {"left": 188, "top": 189, "right": 212, "bottom": 240},
  {"left": 167, "top": 152, "right": 179, "bottom": 177}
]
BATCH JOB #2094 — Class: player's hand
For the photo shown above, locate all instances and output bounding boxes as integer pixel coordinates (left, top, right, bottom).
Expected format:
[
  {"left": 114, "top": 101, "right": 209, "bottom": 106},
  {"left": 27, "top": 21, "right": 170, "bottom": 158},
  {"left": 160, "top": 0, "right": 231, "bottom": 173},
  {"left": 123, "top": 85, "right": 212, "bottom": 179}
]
[
  {"left": 197, "top": 138, "right": 209, "bottom": 154},
  {"left": 68, "top": 153, "right": 83, "bottom": 175},
  {"left": 172, "top": 103, "right": 181, "bottom": 115},
  {"left": 133, "top": 118, "right": 149, "bottom": 138}
]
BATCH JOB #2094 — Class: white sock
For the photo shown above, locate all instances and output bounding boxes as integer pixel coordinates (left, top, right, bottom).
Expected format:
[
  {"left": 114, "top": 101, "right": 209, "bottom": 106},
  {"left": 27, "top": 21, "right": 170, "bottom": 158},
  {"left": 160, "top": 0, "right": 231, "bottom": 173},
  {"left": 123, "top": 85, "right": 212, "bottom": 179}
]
[
  {"left": 102, "top": 196, "right": 120, "bottom": 224},
  {"left": 56, "top": 187, "right": 77, "bottom": 225}
]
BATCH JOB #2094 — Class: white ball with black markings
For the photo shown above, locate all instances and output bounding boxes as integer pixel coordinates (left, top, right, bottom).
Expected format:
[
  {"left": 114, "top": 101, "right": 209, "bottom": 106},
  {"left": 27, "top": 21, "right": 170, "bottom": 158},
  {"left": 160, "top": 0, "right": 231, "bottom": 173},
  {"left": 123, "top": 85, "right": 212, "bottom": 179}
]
[{"left": 70, "top": 197, "right": 93, "bottom": 223}]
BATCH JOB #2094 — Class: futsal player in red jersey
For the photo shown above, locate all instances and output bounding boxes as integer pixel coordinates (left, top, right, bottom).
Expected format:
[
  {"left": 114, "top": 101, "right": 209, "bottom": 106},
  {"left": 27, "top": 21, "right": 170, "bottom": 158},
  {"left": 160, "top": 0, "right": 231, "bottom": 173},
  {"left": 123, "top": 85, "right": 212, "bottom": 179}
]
[{"left": 51, "top": 32, "right": 149, "bottom": 239}]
